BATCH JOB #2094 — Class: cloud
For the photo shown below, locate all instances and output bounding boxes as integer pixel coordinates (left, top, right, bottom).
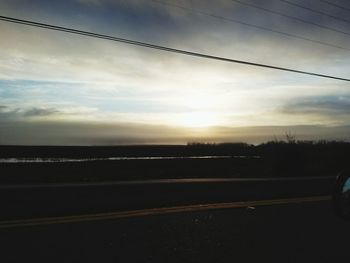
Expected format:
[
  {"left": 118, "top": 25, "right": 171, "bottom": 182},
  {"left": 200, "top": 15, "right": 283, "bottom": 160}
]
[
  {"left": 0, "top": 105, "right": 20, "bottom": 121},
  {"left": 77, "top": 0, "right": 101, "bottom": 5},
  {"left": 1, "top": 120, "right": 349, "bottom": 145},
  {"left": 23, "top": 107, "right": 60, "bottom": 117},
  {"left": 0, "top": 120, "right": 191, "bottom": 145},
  {"left": 0, "top": 105, "right": 60, "bottom": 120},
  {"left": 281, "top": 96, "right": 350, "bottom": 116},
  {"left": 1, "top": 0, "right": 350, "bottom": 145}
]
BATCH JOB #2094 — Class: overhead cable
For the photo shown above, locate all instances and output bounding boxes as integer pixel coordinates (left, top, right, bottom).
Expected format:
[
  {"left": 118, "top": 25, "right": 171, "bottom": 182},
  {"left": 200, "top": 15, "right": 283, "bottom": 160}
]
[
  {"left": 320, "top": 0, "right": 350, "bottom": 12},
  {"left": 279, "top": 0, "right": 350, "bottom": 24},
  {"left": 0, "top": 15, "right": 349, "bottom": 82},
  {"left": 231, "top": 0, "right": 350, "bottom": 37},
  {"left": 152, "top": 0, "right": 350, "bottom": 52}
]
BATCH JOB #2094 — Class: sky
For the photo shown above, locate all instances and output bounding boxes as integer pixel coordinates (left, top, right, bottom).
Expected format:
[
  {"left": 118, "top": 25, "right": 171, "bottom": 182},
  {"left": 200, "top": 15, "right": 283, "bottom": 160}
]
[{"left": 0, "top": 0, "right": 350, "bottom": 145}]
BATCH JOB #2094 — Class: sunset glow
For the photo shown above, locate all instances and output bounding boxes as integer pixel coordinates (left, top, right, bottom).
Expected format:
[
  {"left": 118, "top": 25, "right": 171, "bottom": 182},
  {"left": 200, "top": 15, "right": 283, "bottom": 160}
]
[{"left": 1, "top": 0, "right": 350, "bottom": 144}]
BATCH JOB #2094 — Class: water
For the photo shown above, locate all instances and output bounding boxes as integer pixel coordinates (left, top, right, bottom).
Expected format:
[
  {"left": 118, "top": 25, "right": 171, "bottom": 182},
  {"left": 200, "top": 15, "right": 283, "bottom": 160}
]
[{"left": 0, "top": 155, "right": 261, "bottom": 163}]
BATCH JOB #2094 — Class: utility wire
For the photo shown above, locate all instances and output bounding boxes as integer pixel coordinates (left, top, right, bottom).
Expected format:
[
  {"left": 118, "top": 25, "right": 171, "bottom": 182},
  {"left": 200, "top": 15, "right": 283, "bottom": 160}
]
[
  {"left": 279, "top": 0, "right": 350, "bottom": 24},
  {"left": 0, "top": 15, "right": 349, "bottom": 82},
  {"left": 231, "top": 0, "right": 350, "bottom": 37},
  {"left": 320, "top": 0, "right": 350, "bottom": 13},
  {"left": 151, "top": 0, "right": 350, "bottom": 52}
]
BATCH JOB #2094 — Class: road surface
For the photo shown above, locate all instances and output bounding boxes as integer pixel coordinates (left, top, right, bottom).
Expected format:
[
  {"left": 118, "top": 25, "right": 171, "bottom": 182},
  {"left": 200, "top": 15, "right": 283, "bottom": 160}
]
[
  {"left": 0, "top": 177, "right": 334, "bottom": 220},
  {"left": 0, "top": 199, "right": 348, "bottom": 263},
  {"left": 0, "top": 195, "right": 331, "bottom": 228}
]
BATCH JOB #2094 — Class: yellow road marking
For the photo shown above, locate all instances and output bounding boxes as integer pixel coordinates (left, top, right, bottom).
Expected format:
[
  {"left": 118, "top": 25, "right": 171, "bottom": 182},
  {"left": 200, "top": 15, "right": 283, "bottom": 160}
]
[{"left": 0, "top": 195, "right": 331, "bottom": 229}]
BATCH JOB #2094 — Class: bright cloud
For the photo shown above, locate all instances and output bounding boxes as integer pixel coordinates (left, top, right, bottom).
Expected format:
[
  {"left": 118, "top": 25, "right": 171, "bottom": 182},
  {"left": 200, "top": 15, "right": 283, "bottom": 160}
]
[{"left": 0, "top": 0, "right": 350, "bottom": 144}]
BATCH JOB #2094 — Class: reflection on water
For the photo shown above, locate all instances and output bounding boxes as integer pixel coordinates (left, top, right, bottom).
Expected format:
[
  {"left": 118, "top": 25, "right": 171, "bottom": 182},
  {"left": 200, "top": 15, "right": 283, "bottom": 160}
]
[{"left": 0, "top": 156, "right": 261, "bottom": 163}]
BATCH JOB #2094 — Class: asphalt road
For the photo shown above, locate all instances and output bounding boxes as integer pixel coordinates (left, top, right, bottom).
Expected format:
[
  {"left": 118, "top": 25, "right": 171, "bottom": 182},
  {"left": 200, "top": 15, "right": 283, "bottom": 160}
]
[
  {"left": 0, "top": 199, "right": 348, "bottom": 263},
  {"left": 0, "top": 176, "right": 341, "bottom": 262},
  {"left": 0, "top": 177, "right": 334, "bottom": 220},
  {"left": 0, "top": 196, "right": 331, "bottom": 228}
]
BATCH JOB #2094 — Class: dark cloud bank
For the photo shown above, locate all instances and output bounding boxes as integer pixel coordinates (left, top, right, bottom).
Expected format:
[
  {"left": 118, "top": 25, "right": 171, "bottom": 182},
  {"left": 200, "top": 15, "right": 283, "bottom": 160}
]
[
  {"left": 281, "top": 96, "right": 350, "bottom": 116},
  {"left": 1, "top": 103, "right": 350, "bottom": 145},
  {"left": 0, "top": 105, "right": 60, "bottom": 120},
  {"left": 1, "top": 120, "right": 349, "bottom": 145}
]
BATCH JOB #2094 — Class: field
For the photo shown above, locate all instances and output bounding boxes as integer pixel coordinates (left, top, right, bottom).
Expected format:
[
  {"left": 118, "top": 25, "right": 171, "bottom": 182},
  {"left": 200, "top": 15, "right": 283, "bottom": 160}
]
[
  {"left": 0, "top": 142, "right": 346, "bottom": 220},
  {"left": 0, "top": 142, "right": 348, "bottom": 184}
]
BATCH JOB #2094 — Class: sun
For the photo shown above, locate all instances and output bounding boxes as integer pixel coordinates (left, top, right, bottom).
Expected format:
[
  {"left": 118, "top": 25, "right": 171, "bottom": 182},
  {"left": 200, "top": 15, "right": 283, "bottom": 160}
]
[
  {"left": 179, "top": 112, "right": 220, "bottom": 128},
  {"left": 171, "top": 94, "right": 224, "bottom": 128}
]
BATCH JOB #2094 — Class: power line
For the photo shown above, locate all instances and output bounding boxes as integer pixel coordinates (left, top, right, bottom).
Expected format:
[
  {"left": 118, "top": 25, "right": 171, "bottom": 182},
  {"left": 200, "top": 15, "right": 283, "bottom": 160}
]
[
  {"left": 231, "top": 0, "right": 350, "bottom": 37},
  {"left": 320, "top": 0, "right": 350, "bottom": 12},
  {"left": 0, "top": 15, "right": 349, "bottom": 82},
  {"left": 151, "top": 0, "right": 350, "bottom": 52},
  {"left": 279, "top": 0, "right": 350, "bottom": 24}
]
